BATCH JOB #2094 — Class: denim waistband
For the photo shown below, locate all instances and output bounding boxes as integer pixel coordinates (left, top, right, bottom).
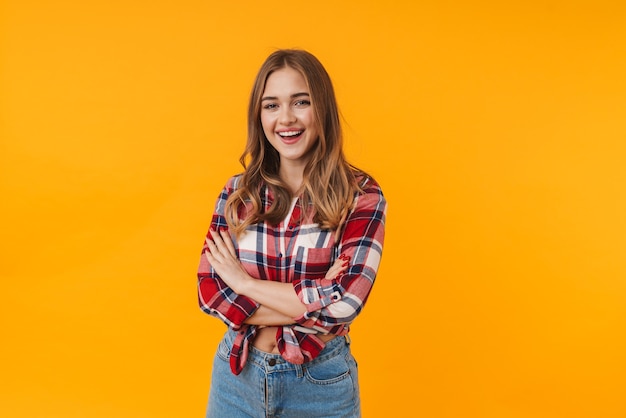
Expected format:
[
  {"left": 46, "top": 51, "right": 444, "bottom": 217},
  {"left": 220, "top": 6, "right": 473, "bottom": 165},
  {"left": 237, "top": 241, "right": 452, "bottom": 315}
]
[{"left": 222, "top": 328, "right": 350, "bottom": 374}]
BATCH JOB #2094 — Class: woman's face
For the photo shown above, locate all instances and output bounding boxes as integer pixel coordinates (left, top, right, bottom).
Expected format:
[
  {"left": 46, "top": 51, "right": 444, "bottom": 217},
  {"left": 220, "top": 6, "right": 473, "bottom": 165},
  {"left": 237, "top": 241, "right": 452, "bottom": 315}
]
[{"left": 260, "top": 66, "right": 318, "bottom": 170}]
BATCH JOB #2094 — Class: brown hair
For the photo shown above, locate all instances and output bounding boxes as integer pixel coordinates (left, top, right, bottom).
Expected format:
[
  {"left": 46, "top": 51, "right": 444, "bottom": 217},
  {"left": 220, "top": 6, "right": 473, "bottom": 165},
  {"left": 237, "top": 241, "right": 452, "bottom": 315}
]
[{"left": 225, "top": 49, "right": 364, "bottom": 235}]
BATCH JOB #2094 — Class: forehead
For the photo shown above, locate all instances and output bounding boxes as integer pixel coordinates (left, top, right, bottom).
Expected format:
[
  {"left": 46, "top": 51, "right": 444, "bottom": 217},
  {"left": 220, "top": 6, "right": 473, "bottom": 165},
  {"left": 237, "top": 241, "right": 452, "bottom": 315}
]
[{"left": 263, "top": 67, "right": 309, "bottom": 95}]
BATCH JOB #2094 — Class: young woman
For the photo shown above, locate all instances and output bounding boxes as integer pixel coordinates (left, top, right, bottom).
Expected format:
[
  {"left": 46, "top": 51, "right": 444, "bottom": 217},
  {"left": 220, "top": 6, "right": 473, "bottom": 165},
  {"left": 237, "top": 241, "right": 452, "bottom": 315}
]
[{"left": 198, "top": 49, "right": 386, "bottom": 418}]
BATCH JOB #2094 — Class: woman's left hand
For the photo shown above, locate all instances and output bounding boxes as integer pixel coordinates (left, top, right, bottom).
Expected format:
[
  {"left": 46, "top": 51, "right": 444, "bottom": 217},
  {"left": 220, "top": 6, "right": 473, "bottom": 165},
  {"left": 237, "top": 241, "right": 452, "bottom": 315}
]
[{"left": 204, "top": 228, "right": 251, "bottom": 295}]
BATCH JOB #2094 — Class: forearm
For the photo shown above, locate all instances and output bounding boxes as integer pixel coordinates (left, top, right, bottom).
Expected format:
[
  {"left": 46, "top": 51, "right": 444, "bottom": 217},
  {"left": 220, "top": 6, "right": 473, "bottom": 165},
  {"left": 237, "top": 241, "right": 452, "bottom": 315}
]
[
  {"left": 243, "top": 305, "right": 296, "bottom": 326},
  {"left": 204, "top": 227, "right": 345, "bottom": 323},
  {"left": 239, "top": 279, "right": 307, "bottom": 319}
]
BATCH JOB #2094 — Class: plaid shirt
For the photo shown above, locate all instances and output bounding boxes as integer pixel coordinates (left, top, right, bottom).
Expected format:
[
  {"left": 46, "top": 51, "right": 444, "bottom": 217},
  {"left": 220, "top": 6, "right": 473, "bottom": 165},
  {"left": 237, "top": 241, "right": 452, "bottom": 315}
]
[{"left": 197, "top": 174, "right": 386, "bottom": 375}]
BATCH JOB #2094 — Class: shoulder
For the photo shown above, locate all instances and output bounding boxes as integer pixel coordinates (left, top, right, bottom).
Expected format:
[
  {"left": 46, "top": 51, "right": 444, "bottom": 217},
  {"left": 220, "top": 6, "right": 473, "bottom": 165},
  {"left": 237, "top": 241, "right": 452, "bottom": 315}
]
[
  {"left": 220, "top": 173, "right": 250, "bottom": 197},
  {"left": 222, "top": 173, "right": 269, "bottom": 191},
  {"left": 354, "top": 171, "right": 384, "bottom": 198},
  {"left": 213, "top": 174, "right": 244, "bottom": 206},
  {"left": 223, "top": 173, "right": 244, "bottom": 190},
  {"left": 219, "top": 174, "right": 270, "bottom": 211},
  {"left": 351, "top": 171, "right": 386, "bottom": 214}
]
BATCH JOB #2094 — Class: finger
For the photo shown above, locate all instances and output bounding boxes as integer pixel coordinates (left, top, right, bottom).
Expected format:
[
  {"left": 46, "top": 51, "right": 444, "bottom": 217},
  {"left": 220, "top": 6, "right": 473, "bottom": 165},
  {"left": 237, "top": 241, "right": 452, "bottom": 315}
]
[
  {"left": 326, "top": 266, "right": 340, "bottom": 280},
  {"left": 209, "top": 229, "right": 229, "bottom": 256},
  {"left": 325, "top": 259, "right": 347, "bottom": 280},
  {"left": 205, "top": 236, "right": 225, "bottom": 261},
  {"left": 219, "top": 228, "right": 237, "bottom": 257},
  {"left": 338, "top": 254, "right": 351, "bottom": 263},
  {"left": 332, "top": 263, "right": 347, "bottom": 276},
  {"left": 204, "top": 244, "right": 216, "bottom": 264},
  {"left": 331, "top": 257, "right": 349, "bottom": 271}
]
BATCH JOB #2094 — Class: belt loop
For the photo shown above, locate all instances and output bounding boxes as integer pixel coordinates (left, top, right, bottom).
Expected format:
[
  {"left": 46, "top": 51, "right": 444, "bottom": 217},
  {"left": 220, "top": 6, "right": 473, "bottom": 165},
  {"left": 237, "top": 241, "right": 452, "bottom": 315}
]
[{"left": 295, "top": 363, "right": 303, "bottom": 378}]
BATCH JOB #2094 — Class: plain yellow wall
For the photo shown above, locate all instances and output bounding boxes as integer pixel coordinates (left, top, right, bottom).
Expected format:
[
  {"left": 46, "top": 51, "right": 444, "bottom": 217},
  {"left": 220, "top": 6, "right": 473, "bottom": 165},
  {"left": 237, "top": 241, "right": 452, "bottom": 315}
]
[{"left": 2, "top": 1, "right": 625, "bottom": 417}]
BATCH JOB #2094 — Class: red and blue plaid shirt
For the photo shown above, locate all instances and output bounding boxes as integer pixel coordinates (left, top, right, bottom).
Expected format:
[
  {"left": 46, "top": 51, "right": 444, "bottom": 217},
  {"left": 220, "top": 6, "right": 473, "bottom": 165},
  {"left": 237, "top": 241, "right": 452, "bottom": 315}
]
[{"left": 198, "top": 173, "right": 386, "bottom": 374}]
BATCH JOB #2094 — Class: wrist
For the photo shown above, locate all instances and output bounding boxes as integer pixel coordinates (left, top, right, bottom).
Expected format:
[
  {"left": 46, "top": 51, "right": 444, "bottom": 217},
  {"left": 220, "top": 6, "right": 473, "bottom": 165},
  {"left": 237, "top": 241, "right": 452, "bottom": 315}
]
[{"left": 236, "top": 272, "right": 254, "bottom": 296}]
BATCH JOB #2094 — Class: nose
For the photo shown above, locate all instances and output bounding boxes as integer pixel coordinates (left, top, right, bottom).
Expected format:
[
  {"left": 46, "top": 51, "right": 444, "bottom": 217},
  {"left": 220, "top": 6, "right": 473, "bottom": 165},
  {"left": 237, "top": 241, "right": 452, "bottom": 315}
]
[{"left": 278, "top": 106, "right": 296, "bottom": 125}]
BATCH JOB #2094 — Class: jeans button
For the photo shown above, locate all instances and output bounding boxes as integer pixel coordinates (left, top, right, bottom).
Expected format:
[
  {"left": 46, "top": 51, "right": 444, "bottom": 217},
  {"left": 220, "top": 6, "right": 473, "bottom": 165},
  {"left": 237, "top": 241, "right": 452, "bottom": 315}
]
[{"left": 268, "top": 358, "right": 276, "bottom": 366}]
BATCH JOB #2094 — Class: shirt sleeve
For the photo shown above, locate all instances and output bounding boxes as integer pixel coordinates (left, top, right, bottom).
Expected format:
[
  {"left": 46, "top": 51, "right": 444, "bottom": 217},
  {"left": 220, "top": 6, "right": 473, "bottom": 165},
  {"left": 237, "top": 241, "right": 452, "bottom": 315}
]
[
  {"left": 197, "top": 176, "right": 260, "bottom": 329},
  {"left": 291, "top": 178, "right": 387, "bottom": 329}
]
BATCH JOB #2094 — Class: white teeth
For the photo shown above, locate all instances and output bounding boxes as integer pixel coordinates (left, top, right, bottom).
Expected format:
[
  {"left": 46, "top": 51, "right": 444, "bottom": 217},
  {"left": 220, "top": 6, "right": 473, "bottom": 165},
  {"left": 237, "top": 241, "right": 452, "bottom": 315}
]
[{"left": 278, "top": 131, "right": 302, "bottom": 137}]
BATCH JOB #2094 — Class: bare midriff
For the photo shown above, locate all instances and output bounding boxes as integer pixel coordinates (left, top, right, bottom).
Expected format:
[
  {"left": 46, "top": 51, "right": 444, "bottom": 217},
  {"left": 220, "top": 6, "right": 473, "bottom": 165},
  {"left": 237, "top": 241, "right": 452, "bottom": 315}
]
[{"left": 252, "top": 326, "right": 337, "bottom": 354}]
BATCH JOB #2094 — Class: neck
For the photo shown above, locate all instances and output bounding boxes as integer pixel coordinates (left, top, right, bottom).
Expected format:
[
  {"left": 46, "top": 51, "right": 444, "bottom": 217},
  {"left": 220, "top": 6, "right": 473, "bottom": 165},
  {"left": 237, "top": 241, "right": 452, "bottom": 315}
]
[{"left": 279, "top": 161, "right": 305, "bottom": 196}]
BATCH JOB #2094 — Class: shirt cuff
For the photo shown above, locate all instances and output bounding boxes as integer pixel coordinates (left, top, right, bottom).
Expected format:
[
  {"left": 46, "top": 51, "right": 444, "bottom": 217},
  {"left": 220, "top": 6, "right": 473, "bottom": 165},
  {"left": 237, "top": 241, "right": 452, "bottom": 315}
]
[
  {"left": 207, "top": 294, "right": 260, "bottom": 330},
  {"left": 292, "top": 279, "right": 343, "bottom": 327}
]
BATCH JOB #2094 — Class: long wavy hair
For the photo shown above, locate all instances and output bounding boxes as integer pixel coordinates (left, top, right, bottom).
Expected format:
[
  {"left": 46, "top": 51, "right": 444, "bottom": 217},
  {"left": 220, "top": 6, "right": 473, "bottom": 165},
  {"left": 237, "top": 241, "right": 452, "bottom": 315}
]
[{"left": 225, "top": 49, "right": 364, "bottom": 235}]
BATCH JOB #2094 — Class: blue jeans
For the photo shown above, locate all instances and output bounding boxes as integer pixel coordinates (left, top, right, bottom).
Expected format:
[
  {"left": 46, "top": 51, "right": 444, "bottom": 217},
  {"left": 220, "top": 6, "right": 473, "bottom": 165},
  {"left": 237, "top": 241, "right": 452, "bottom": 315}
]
[{"left": 206, "top": 329, "right": 361, "bottom": 418}]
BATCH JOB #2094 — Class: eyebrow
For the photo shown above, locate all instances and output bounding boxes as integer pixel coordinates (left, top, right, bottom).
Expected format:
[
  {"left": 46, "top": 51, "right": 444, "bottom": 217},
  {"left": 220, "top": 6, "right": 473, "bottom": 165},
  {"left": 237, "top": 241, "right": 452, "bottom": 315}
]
[{"left": 261, "top": 92, "right": 310, "bottom": 101}]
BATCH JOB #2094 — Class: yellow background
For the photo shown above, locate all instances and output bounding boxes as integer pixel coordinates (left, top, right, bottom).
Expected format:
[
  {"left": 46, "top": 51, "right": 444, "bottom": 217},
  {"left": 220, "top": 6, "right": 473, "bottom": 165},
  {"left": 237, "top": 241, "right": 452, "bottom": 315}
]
[{"left": 2, "top": 1, "right": 625, "bottom": 417}]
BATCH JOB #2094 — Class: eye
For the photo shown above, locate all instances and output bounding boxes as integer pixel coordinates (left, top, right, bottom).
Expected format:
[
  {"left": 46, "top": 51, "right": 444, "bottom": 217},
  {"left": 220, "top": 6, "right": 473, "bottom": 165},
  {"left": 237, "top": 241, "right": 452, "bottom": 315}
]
[
  {"left": 294, "top": 99, "right": 311, "bottom": 107},
  {"left": 263, "top": 103, "right": 278, "bottom": 110}
]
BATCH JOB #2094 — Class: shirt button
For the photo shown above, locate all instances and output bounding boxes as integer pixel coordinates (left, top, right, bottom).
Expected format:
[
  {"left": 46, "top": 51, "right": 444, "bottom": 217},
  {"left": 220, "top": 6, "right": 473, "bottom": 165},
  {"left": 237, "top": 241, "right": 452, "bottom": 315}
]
[{"left": 268, "top": 358, "right": 277, "bottom": 366}]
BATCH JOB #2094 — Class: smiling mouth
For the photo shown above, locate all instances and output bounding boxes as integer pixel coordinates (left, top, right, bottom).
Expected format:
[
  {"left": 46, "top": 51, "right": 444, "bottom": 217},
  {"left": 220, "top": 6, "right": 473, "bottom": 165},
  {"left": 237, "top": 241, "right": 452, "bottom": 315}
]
[{"left": 278, "top": 130, "right": 303, "bottom": 138}]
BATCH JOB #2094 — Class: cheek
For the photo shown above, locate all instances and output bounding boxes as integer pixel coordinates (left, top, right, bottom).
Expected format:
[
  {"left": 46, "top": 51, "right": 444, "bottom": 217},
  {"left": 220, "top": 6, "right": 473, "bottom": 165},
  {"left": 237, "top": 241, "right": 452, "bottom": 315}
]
[
  {"left": 260, "top": 114, "right": 273, "bottom": 135},
  {"left": 302, "top": 111, "right": 316, "bottom": 131},
  {"left": 304, "top": 117, "right": 318, "bottom": 138}
]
